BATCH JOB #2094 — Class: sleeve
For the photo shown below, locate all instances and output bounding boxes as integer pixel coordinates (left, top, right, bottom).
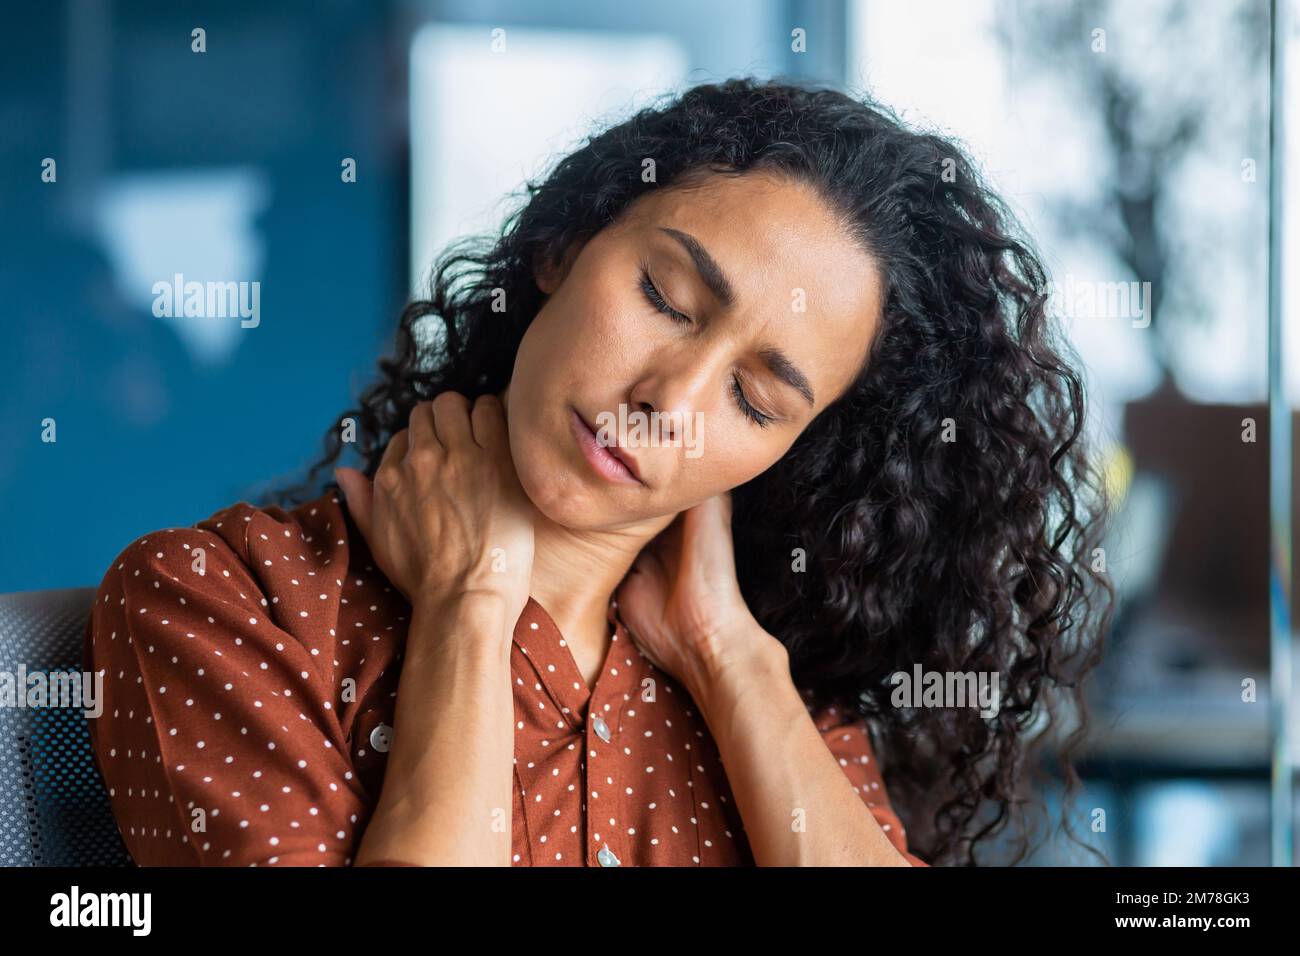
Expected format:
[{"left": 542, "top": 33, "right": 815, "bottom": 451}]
[
  {"left": 84, "top": 518, "right": 369, "bottom": 867},
  {"left": 809, "top": 702, "right": 930, "bottom": 867}
]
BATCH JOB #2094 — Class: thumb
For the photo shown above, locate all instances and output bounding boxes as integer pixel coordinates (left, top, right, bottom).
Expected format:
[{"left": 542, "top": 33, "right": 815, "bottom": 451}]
[{"left": 334, "top": 467, "right": 374, "bottom": 541}]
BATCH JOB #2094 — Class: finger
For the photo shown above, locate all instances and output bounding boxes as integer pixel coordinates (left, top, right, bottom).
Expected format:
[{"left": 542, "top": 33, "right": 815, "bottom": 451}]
[
  {"left": 654, "top": 513, "right": 685, "bottom": 556},
  {"left": 334, "top": 467, "right": 374, "bottom": 541},
  {"left": 378, "top": 427, "right": 409, "bottom": 473},
  {"left": 618, "top": 615, "right": 663, "bottom": 672},
  {"left": 430, "top": 391, "right": 473, "bottom": 448},
  {"left": 686, "top": 494, "right": 725, "bottom": 522},
  {"left": 712, "top": 490, "right": 734, "bottom": 523},
  {"left": 681, "top": 496, "right": 725, "bottom": 545},
  {"left": 650, "top": 520, "right": 689, "bottom": 581},
  {"left": 470, "top": 393, "right": 508, "bottom": 450},
  {"left": 635, "top": 544, "right": 668, "bottom": 579},
  {"left": 407, "top": 400, "right": 439, "bottom": 453}
]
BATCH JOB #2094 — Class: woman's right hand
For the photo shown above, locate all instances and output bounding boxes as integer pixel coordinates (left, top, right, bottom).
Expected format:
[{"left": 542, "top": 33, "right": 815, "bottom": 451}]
[{"left": 334, "top": 391, "right": 536, "bottom": 630}]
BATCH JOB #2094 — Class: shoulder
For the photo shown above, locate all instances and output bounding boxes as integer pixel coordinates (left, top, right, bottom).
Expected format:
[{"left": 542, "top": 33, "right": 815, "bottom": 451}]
[
  {"left": 89, "top": 490, "right": 354, "bottom": 635},
  {"left": 95, "top": 490, "right": 352, "bottom": 592},
  {"left": 83, "top": 489, "right": 379, "bottom": 866},
  {"left": 84, "top": 488, "right": 369, "bottom": 717}
]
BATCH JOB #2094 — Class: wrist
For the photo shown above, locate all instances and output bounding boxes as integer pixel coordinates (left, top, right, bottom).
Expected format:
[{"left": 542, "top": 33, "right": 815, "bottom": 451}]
[
  {"left": 410, "top": 589, "right": 519, "bottom": 661},
  {"left": 684, "top": 619, "right": 789, "bottom": 721}
]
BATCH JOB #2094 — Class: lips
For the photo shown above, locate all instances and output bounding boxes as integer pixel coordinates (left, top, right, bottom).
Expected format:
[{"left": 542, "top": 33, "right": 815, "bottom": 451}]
[
  {"left": 603, "top": 442, "right": 639, "bottom": 481},
  {"left": 600, "top": 429, "right": 644, "bottom": 482},
  {"left": 571, "top": 408, "right": 645, "bottom": 486}
]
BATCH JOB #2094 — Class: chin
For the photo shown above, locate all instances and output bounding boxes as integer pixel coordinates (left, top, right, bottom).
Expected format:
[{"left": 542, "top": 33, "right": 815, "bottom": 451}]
[
  {"left": 516, "top": 452, "right": 648, "bottom": 532},
  {"left": 513, "top": 443, "right": 595, "bottom": 526},
  {"left": 509, "top": 408, "right": 654, "bottom": 530}
]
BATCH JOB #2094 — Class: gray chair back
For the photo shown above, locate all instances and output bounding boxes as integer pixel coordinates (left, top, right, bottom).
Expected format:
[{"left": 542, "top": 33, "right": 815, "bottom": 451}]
[{"left": 0, "top": 587, "right": 131, "bottom": 866}]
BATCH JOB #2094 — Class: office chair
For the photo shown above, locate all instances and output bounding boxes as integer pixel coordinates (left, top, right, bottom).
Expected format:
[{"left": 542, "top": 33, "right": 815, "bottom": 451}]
[{"left": 0, "top": 587, "right": 131, "bottom": 866}]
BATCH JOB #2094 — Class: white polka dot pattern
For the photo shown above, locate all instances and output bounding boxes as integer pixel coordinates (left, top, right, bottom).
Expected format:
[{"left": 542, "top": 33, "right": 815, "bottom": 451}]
[{"left": 83, "top": 491, "right": 927, "bottom": 867}]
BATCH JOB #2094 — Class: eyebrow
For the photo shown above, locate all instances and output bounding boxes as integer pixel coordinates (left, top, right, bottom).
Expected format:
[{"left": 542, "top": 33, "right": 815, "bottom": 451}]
[
  {"left": 759, "top": 346, "right": 815, "bottom": 407},
  {"left": 660, "top": 226, "right": 736, "bottom": 308},
  {"left": 659, "top": 226, "right": 816, "bottom": 409}
]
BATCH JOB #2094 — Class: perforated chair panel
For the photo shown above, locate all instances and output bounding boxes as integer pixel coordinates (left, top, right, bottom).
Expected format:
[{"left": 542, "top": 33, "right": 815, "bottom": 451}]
[{"left": 0, "top": 587, "right": 132, "bottom": 866}]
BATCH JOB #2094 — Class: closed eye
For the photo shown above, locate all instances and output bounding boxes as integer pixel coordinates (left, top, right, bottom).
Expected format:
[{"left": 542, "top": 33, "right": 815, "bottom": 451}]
[
  {"left": 730, "top": 376, "right": 774, "bottom": 428},
  {"left": 636, "top": 262, "right": 774, "bottom": 428},
  {"left": 638, "top": 264, "right": 692, "bottom": 324}
]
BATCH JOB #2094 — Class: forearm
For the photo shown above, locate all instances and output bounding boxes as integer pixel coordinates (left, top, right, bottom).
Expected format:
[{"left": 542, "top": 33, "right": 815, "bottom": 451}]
[
  {"left": 686, "top": 627, "right": 911, "bottom": 867},
  {"left": 354, "top": 594, "right": 516, "bottom": 866}
]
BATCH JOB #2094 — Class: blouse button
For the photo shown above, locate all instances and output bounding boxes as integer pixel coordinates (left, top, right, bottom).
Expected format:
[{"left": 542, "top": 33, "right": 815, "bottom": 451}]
[
  {"left": 596, "top": 843, "right": 621, "bottom": 867},
  {"left": 591, "top": 715, "right": 612, "bottom": 744},
  {"left": 369, "top": 723, "right": 394, "bottom": 753}
]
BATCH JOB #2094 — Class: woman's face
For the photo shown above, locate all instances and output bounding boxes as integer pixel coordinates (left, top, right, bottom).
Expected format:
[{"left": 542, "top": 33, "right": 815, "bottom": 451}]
[{"left": 506, "top": 170, "right": 883, "bottom": 531}]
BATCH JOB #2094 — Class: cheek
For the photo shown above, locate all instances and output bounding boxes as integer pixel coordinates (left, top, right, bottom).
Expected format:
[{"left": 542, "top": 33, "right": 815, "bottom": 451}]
[
  {"left": 505, "top": 326, "right": 578, "bottom": 500},
  {"left": 570, "top": 254, "right": 647, "bottom": 349},
  {"left": 538, "top": 274, "right": 642, "bottom": 380},
  {"left": 680, "top": 424, "right": 789, "bottom": 498}
]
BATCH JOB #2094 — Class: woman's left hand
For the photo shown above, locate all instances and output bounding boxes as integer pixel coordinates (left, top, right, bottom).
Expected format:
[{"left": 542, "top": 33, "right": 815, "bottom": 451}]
[{"left": 615, "top": 492, "right": 783, "bottom": 698}]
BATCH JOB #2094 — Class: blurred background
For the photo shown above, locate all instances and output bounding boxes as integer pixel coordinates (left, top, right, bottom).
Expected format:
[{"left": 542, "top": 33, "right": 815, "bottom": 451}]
[{"left": 1, "top": 0, "right": 1297, "bottom": 864}]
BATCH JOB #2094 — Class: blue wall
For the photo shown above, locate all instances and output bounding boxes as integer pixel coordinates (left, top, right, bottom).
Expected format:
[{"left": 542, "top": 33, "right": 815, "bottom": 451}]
[
  {"left": 0, "top": 1, "right": 404, "bottom": 591},
  {"left": 0, "top": 0, "right": 838, "bottom": 593}
]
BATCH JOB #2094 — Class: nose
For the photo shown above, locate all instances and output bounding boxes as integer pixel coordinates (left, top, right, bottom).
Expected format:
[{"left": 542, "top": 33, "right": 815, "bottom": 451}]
[
  {"left": 627, "top": 361, "right": 711, "bottom": 444},
  {"left": 631, "top": 398, "right": 677, "bottom": 443}
]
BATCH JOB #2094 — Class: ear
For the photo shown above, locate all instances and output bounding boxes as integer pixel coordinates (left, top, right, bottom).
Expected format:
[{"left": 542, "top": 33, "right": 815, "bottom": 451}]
[{"left": 533, "top": 238, "right": 588, "bottom": 296}]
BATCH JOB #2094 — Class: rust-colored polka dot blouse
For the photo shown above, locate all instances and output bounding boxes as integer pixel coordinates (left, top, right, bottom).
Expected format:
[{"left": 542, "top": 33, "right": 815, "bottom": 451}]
[{"left": 82, "top": 490, "right": 928, "bottom": 867}]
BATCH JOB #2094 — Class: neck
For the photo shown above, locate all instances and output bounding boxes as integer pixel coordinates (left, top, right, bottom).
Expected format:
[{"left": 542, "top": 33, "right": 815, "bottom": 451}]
[
  {"left": 496, "top": 382, "right": 672, "bottom": 648},
  {"left": 528, "top": 508, "right": 662, "bottom": 641}
]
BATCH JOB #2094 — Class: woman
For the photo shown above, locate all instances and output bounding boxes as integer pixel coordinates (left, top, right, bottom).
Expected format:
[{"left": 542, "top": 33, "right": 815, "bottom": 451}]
[{"left": 83, "top": 76, "right": 1113, "bottom": 867}]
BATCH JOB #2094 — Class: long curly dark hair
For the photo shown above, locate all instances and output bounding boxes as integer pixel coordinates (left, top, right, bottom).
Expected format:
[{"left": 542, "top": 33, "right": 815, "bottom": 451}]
[{"left": 270, "top": 76, "right": 1115, "bottom": 866}]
